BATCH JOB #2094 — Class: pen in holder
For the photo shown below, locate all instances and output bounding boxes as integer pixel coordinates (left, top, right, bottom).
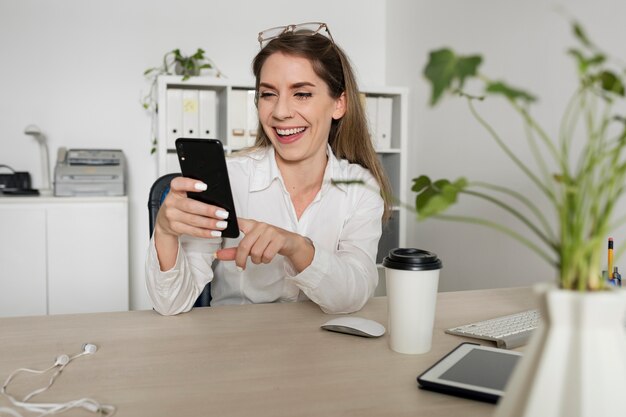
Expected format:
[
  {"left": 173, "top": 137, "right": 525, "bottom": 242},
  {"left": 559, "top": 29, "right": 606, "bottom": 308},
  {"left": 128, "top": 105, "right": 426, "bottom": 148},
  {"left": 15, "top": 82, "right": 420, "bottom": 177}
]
[
  {"left": 603, "top": 267, "right": 622, "bottom": 287},
  {"left": 612, "top": 267, "right": 622, "bottom": 286}
]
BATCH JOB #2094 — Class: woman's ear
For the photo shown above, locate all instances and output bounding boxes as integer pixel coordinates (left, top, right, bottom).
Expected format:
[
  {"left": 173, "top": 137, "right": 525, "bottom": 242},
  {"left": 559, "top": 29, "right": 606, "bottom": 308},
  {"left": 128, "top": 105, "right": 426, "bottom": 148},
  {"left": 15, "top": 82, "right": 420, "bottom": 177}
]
[{"left": 332, "top": 92, "right": 347, "bottom": 120}]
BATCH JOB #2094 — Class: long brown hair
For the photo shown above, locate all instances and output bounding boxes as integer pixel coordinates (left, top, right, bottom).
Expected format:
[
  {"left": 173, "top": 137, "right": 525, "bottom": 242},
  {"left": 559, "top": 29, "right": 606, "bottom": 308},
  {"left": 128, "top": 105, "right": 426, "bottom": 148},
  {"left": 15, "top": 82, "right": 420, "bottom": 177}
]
[{"left": 251, "top": 32, "right": 393, "bottom": 221}]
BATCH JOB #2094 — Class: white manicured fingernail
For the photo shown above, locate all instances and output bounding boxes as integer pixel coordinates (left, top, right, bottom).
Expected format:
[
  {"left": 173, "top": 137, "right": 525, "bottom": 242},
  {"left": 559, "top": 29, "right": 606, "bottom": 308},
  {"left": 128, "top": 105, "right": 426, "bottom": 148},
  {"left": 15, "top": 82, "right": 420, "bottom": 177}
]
[
  {"left": 236, "top": 266, "right": 244, "bottom": 273},
  {"left": 211, "top": 231, "right": 222, "bottom": 237},
  {"left": 216, "top": 221, "right": 228, "bottom": 229},
  {"left": 194, "top": 182, "right": 207, "bottom": 191},
  {"left": 216, "top": 210, "right": 229, "bottom": 219}
]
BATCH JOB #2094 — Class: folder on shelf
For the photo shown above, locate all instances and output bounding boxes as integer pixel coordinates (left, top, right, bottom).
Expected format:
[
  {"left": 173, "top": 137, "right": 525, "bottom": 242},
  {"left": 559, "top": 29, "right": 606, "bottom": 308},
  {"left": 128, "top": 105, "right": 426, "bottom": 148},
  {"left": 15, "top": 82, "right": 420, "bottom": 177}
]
[
  {"left": 229, "top": 89, "right": 249, "bottom": 150},
  {"left": 365, "top": 96, "right": 378, "bottom": 149},
  {"left": 246, "top": 90, "right": 258, "bottom": 147},
  {"left": 199, "top": 89, "right": 217, "bottom": 138},
  {"left": 182, "top": 89, "right": 200, "bottom": 139},
  {"left": 376, "top": 97, "right": 393, "bottom": 150},
  {"left": 165, "top": 152, "right": 179, "bottom": 175},
  {"left": 166, "top": 88, "right": 183, "bottom": 150}
]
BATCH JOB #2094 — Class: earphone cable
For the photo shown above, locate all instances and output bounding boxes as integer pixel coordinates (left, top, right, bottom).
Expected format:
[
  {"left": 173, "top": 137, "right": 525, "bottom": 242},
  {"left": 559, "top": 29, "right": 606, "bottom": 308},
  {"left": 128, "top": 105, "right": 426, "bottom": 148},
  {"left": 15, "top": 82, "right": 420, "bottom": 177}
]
[
  {"left": 0, "top": 345, "right": 116, "bottom": 416},
  {"left": 0, "top": 406, "right": 24, "bottom": 417},
  {"left": 2, "top": 364, "right": 57, "bottom": 393},
  {"left": 21, "top": 352, "right": 85, "bottom": 403}
]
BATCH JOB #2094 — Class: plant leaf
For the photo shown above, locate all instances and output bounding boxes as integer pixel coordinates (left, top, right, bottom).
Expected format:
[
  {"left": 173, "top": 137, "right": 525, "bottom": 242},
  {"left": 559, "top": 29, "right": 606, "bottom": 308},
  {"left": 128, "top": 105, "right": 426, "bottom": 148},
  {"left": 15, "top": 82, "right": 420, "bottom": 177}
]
[
  {"left": 587, "top": 54, "right": 606, "bottom": 66},
  {"left": 573, "top": 21, "right": 591, "bottom": 47},
  {"left": 452, "top": 177, "right": 468, "bottom": 189},
  {"left": 423, "top": 49, "right": 482, "bottom": 106},
  {"left": 192, "top": 48, "right": 205, "bottom": 60},
  {"left": 456, "top": 55, "right": 482, "bottom": 89},
  {"left": 568, "top": 48, "right": 606, "bottom": 75},
  {"left": 486, "top": 81, "right": 537, "bottom": 103},
  {"left": 412, "top": 175, "right": 431, "bottom": 192},
  {"left": 423, "top": 49, "right": 457, "bottom": 106},
  {"left": 413, "top": 176, "right": 467, "bottom": 219},
  {"left": 568, "top": 48, "right": 588, "bottom": 74},
  {"left": 598, "top": 71, "right": 625, "bottom": 96}
]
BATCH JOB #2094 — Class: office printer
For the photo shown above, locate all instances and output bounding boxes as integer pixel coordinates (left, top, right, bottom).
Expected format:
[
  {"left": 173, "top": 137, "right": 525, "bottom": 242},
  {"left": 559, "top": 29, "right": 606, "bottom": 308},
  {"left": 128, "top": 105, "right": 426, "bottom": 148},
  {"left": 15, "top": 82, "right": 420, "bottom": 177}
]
[{"left": 54, "top": 148, "right": 126, "bottom": 196}]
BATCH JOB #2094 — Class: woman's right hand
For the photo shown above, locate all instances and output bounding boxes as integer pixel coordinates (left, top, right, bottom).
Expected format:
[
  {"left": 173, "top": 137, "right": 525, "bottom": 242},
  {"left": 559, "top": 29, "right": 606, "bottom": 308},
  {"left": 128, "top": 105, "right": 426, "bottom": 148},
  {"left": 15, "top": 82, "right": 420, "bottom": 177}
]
[
  {"left": 153, "top": 177, "right": 230, "bottom": 270},
  {"left": 155, "top": 176, "right": 231, "bottom": 239}
]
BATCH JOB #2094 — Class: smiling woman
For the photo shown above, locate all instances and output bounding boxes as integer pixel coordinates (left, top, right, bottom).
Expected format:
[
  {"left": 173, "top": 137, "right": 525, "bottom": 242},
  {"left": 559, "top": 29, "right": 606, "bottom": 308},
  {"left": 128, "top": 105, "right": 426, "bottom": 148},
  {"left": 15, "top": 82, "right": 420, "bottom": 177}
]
[
  {"left": 256, "top": 52, "right": 346, "bottom": 185},
  {"left": 251, "top": 27, "right": 393, "bottom": 219},
  {"left": 145, "top": 23, "right": 393, "bottom": 316}
]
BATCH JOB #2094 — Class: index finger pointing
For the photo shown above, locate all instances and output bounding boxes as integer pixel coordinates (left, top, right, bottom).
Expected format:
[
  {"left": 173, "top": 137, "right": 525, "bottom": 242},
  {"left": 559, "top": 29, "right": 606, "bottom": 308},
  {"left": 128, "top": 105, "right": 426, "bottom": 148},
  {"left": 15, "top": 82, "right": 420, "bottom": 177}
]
[{"left": 215, "top": 247, "right": 237, "bottom": 261}]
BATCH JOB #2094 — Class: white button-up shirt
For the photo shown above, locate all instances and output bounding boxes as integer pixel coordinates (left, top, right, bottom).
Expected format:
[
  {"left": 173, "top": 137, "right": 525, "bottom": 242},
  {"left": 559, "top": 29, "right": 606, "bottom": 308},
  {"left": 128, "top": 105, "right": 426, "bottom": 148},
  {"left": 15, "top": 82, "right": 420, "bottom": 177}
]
[{"left": 145, "top": 145, "right": 383, "bottom": 315}]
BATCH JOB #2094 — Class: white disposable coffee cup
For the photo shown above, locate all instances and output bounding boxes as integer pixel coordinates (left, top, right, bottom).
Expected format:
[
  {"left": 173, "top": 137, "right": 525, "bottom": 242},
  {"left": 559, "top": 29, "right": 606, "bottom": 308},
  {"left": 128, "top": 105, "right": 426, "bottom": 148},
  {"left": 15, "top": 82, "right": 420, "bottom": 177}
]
[{"left": 383, "top": 248, "right": 442, "bottom": 354}]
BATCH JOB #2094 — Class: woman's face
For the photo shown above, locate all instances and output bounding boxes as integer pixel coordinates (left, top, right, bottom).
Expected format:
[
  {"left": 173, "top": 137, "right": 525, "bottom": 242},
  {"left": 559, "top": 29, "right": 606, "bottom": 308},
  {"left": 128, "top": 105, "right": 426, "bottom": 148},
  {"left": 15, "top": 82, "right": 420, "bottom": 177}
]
[{"left": 257, "top": 52, "right": 345, "bottom": 167}]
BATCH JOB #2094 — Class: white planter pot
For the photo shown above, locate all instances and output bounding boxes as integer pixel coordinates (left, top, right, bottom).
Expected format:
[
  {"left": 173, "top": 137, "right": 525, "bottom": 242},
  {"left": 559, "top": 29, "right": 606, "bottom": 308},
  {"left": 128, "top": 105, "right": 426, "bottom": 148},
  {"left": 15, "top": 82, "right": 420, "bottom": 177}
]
[{"left": 495, "top": 284, "right": 626, "bottom": 417}]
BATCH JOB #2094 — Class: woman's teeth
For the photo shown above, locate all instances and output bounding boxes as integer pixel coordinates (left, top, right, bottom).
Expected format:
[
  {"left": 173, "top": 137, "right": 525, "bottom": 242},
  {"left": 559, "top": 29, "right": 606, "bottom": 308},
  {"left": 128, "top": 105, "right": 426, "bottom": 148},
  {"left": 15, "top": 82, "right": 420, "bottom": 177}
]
[{"left": 276, "top": 127, "right": 305, "bottom": 136}]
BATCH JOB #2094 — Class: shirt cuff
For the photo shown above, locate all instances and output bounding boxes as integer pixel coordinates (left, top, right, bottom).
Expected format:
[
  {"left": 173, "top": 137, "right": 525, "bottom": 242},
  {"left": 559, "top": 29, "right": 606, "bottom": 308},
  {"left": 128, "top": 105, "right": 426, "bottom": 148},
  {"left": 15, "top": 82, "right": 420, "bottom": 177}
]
[
  {"left": 285, "top": 240, "right": 331, "bottom": 291},
  {"left": 150, "top": 234, "right": 183, "bottom": 273},
  {"left": 148, "top": 237, "right": 187, "bottom": 296}
]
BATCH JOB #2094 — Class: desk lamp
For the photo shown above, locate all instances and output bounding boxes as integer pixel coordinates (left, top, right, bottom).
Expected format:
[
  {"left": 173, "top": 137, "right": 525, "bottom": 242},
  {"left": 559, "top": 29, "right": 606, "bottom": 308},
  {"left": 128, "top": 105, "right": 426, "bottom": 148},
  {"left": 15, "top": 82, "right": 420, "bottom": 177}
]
[{"left": 24, "top": 124, "right": 52, "bottom": 195}]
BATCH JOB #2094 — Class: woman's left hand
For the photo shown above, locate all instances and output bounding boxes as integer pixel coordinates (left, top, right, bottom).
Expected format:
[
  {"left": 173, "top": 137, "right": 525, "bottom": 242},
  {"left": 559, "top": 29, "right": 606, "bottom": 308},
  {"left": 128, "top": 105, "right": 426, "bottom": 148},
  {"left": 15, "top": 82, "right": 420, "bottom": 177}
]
[{"left": 215, "top": 218, "right": 314, "bottom": 272}]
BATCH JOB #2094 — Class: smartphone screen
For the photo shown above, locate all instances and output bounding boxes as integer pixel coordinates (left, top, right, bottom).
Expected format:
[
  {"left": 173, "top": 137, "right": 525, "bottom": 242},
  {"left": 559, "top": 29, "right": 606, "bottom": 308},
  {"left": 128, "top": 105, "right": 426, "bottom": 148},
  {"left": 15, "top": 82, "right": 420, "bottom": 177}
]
[{"left": 175, "top": 138, "right": 240, "bottom": 238}]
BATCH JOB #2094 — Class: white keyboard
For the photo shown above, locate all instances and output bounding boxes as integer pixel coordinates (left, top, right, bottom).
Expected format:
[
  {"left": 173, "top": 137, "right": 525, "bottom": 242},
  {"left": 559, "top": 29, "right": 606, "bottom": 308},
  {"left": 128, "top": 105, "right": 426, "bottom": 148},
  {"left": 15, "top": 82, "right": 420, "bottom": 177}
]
[{"left": 445, "top": 309, "right": 540, "bottom": 349}]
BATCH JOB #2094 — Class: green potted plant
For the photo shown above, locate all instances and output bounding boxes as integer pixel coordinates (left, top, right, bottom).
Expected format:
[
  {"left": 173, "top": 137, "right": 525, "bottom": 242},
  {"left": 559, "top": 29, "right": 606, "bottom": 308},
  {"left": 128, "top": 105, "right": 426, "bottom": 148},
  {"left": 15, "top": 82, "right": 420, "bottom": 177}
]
[
  {"left": 417, "top": 20, "right": 626, "bottom": 416},
  {"left": 142, "top": 48, "right": 223, "bottom": 153}
]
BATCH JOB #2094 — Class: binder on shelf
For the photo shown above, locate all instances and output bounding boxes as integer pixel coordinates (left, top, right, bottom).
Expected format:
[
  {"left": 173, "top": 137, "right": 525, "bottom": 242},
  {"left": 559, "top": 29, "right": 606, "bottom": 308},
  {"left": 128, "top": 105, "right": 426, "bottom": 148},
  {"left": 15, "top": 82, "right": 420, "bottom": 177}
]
[
  {"left": 376, "top": 97, "right": 393, "bottom": 150},
  {"left": 199, "top": 89, "right": 217, "bottom": 138},
  {"left": 182, "top": 89, "right": 200, "bottom": 139},
  {"left": 165, "top": 152, "right": 179, "bottom": 175},
  {"left": 229, "top": 89, "right": 249, "bottom": 150},
  {"left": 166, "top": 88, "right": 183, "bottom": 150},
  {"left": 246, "top": 90, "right": 258, "bottom": 147},
  {"left": 365, "top": 96, "right": 378, "bottom": 149}
]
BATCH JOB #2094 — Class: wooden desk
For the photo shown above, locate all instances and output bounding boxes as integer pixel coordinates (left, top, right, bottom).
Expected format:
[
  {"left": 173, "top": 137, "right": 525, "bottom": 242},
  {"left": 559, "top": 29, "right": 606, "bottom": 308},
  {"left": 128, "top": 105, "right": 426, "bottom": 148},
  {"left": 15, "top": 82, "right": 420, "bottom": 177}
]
[{"left": 0, "top": 287, "right": 535, "bottom": 416}]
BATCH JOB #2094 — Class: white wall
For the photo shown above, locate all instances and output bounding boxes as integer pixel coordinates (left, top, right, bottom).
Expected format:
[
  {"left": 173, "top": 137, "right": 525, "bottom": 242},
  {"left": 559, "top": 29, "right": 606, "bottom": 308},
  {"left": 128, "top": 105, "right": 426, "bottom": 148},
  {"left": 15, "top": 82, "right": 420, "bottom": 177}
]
[
  {"left": 0, "top": 0, "right": 386, "bottom": 310},
  {"left": 4, "top": 0, "right": 625, "bottom": 310},
  {"left": 386, "top": 0, "right": 626, "bottom": 291}
]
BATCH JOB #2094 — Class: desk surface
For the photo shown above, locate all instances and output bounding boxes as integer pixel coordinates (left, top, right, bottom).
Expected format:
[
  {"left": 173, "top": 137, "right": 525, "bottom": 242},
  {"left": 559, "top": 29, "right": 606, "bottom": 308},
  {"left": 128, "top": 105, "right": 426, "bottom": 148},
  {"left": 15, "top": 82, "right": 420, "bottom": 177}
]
[{"left": 0, "top": 287, "right": 535, "bottom": 417}]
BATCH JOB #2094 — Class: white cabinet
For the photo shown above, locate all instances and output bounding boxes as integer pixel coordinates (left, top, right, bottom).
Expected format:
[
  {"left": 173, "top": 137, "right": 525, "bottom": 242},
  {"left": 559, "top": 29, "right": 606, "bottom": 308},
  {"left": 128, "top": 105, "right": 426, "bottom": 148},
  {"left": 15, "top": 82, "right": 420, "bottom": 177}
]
[
  {"left": 0, "top": 207, "right": 47, "bottom": 316},
  {"left": 0, "top": 196, "right": 129, "bottom": 317},
  {"left": 155, "top": 76, "right": 408, "bottom": 295}
]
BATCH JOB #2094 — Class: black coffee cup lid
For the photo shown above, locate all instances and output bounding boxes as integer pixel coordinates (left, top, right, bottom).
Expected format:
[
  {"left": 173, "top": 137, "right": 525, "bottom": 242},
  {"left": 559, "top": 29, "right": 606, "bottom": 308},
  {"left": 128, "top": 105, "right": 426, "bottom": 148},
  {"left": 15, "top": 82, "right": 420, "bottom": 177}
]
[{"left": 382, "top": 248, "right": 442, "bottom": 271}]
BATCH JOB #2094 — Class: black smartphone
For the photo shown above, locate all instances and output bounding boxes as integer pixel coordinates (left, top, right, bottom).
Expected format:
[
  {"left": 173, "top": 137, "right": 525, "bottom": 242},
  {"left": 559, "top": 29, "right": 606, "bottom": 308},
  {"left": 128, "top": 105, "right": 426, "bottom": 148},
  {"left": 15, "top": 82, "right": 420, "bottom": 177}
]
[{"left": 175, "top": 138, "right": 240, "bottom": 238}]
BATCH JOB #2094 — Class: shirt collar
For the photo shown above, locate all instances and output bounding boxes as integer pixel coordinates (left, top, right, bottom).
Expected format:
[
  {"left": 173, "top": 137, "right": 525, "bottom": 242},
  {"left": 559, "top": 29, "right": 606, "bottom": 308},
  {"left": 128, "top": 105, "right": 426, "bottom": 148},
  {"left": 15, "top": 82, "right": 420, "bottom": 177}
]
[
  {"left": 248, "top": 147, "right": 276, "bottom": 192},
  {"left": 248, "top": 145, "right": 349, "bottom": 194},
  {"left": 323, "top": 145, "right": 349, "bottom": 194}
]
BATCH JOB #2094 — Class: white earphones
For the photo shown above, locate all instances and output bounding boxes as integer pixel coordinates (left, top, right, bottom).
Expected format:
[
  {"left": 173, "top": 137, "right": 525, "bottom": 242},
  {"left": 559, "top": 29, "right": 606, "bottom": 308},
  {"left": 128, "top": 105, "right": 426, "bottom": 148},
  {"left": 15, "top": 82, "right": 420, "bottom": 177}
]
[
  {"left": 54, "top": 355, "right": 70, "bottom": 367},
  {"left": 0, "top": 343, "right": 116, "bottom": 417},
  {"left": 82, "top": 343, "right": 98, "bottom": 355}
]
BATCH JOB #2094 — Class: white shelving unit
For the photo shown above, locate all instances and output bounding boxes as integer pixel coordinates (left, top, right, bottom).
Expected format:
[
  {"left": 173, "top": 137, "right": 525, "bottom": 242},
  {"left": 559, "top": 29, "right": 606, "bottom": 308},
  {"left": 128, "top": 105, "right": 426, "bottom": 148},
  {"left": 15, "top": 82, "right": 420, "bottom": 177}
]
[
  {"left": 155, "top": 76, "right": 408, "bottom": 295},
  {"left": 361, "top": 86, "right": 409, "bottom": 295}
]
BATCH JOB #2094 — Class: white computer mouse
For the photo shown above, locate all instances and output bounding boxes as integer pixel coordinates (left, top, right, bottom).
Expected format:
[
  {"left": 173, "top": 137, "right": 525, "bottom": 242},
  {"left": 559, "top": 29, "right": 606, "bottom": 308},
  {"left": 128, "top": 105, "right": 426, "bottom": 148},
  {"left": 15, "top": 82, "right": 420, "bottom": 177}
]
[{"left": 321, "top": 316, "right": 386, "bottom": 338}]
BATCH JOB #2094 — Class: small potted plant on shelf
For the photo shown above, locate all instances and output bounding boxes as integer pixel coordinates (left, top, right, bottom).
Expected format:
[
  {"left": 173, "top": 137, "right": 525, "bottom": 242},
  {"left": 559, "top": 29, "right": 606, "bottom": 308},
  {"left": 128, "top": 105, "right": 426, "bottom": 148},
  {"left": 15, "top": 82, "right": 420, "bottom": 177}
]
[
  {"left": 142, "top": 48, "right": 223, "bottom": 153},
  {"left": 418, "top": 20, "right": 626, "bottom": 417}
]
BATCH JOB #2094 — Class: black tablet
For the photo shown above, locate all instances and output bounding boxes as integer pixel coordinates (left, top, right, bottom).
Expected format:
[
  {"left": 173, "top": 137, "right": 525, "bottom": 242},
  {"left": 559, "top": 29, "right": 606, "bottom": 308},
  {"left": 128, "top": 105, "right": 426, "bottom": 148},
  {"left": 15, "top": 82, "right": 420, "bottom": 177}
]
[{"left": 417, "top": 342, "right": 522, "bottom": 403}]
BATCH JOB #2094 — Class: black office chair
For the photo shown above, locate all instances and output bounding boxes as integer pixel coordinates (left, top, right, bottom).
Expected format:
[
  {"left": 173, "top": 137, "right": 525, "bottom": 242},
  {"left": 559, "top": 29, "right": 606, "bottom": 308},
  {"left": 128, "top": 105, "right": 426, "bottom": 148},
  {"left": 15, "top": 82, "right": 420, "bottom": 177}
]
[{"left": 148, "top": 173, "right": 212, "bottom": 307}]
